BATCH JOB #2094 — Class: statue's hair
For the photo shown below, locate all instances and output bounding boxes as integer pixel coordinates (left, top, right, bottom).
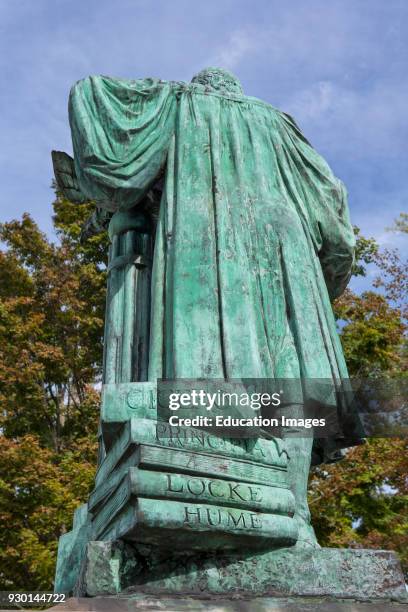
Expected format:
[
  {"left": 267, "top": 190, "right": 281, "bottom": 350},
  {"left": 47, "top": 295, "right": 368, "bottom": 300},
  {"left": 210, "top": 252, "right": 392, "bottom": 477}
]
[{"left": 191, "top": 67, "right": 243, "bottom": 95}]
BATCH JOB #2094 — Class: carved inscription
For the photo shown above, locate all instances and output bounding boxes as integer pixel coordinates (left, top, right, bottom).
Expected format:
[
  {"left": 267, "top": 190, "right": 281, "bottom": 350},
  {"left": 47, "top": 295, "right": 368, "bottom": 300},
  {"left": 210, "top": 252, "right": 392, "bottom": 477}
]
[
  {"left": 127, "top": 388, "right": 153, "bottom": 410},
  {"left": 166, "top": 474, "right": 263, "bottom": 504},
  {"left": 98, "top": 497, "right": 298, "bottom": 548},
  {"left": 183, "top": 505, "right": 262, "bottom": 530},
  {"left": 156, "top": 422, "right": 270, "bottom": 458},
  {"left": 95, "top": 417, "right": 289, "bottom": 499},
  {"left": 138, "top": 444, "right": 287, "bottom": 488},
  {"left": 91, "top": 466, "right": 295, "bottom": 540}
]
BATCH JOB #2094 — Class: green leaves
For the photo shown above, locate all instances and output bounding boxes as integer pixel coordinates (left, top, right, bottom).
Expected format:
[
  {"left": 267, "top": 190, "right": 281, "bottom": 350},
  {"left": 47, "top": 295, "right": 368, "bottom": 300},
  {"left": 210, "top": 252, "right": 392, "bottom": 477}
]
[
  {"left": 0, "top": 192, "right": 103, "bottom": 589},
  {"left": 335, "top": 290, "right": 405, "bottom": 376},
  {"left": 313, "top": 217, "right": 407, "bottom": 576},
  {"left": 0, "top": 435, "right": 96, "bottom": 590},
  {"left": 0, "top": 194, "right": 107, "bottom": 446},
  {"left": 309, "top": 439, "right": 408, "bottom": 575},
  {"left": 351, "top": 226, "right": 379, "bottom": 278}
]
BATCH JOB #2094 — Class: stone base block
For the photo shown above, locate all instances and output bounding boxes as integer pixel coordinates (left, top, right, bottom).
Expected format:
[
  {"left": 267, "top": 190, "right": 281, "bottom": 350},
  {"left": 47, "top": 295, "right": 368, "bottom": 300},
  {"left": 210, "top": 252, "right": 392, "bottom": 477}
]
[{"left": 74, "top": 541, "right": 407, "bottom": 602}]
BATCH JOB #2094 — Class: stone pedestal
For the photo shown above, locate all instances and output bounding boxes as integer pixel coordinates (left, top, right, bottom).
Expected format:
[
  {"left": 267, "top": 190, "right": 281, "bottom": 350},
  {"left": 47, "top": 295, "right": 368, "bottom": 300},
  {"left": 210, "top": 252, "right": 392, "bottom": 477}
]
[
  {"left": 54, "top": 384, "right": 407, "bottom": 605},
  {"left": 72, "top": 541, "right": 406, "bottom": 602}
]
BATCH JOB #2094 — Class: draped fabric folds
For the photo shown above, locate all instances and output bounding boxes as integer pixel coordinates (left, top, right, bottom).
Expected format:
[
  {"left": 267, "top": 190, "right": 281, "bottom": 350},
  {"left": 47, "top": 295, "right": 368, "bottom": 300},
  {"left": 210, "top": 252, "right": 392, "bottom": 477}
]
[{"left": 70, "top": 76, "right": 356, "bottom": 458}]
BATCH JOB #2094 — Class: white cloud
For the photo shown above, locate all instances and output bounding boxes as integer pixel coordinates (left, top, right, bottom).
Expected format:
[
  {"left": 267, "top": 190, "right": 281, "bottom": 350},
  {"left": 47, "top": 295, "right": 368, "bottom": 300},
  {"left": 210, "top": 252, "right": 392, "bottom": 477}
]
[
  {"left": 284, "top": 79, "right": 408, "bottom": 161},
  {"left": 286, "top": 81, "right": 336, "bottom": 120},
  {"left": 210, "top": 30, "right": 254, "bottom": 70}
]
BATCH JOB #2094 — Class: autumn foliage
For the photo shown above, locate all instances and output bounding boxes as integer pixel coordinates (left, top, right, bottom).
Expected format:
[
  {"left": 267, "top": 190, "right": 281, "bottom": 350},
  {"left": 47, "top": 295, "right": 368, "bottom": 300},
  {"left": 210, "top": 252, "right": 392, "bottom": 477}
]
[{"left": 0, "top": 195, "right": 106, "bottom": 589}]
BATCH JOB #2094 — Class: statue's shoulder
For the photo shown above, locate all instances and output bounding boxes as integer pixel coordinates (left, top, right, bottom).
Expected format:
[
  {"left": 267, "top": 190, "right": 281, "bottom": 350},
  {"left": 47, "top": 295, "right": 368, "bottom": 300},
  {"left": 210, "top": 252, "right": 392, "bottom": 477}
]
[
  {"left": 232, "top": 95, "right": 297, "bottom": 129},
  {"left": 277, "top": 110, "right": 313, "bottom": 145},
  {"left": 70, "top": 75, "right": 187, "bottom": 99}
]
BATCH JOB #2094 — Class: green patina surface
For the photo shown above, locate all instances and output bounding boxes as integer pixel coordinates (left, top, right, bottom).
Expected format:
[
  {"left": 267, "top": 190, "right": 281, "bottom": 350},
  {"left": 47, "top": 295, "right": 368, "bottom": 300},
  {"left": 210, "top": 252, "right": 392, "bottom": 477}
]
[
  {"left": 74, "top": 541, "right": 407, "bottom": 602},
  {"left": 88, "top": 448, "right": 294, "bottom": 517},
  {"left": 95, "top": 418, "right": 288, "bottom": 485},
  {"left": 69, "top": 70, "right": 355, "bottom": 384},
  {"left": 52, "top": 68, "right": 404, "bottom": 600}
]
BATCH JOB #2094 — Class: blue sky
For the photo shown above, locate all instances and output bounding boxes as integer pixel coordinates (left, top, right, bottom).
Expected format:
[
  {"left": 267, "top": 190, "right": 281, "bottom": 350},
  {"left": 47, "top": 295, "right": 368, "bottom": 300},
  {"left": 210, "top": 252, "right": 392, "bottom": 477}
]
[{"left": 0, "top": 0, "right": 407, "bottom": 285}]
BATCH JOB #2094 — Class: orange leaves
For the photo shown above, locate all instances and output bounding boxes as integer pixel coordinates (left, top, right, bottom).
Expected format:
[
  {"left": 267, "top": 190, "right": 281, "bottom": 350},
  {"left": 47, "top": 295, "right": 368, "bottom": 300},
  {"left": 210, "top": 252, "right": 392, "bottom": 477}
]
[
  {"left": 310, "top": 439, "right": 408, "bottom": 576},
  {"left": 0, "top": 435, "right": 96, "bottom": 589}
]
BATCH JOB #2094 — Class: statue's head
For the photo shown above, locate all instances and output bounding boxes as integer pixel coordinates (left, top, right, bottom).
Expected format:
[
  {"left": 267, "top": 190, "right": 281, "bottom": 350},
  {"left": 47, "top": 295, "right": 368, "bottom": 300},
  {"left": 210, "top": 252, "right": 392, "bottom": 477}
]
[{"left": 191, "top": 67, "right": 243, "bottom": 95}]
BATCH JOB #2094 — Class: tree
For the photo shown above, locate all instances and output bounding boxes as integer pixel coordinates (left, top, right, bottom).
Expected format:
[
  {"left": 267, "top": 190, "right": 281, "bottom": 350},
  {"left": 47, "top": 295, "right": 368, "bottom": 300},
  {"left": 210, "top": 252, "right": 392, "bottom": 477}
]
[
  {"left": 387, "top": 212, "right": 408, "bottom": 235},
  {"left": 0, "top": 195, "right": 108, "bottom": 448},
  {"left": 309, "top": 438, "right": 408, "bottom": 573},
  {"left": 0, "top": 192, "right": 107, "bottom": 589},
  {"left": 334, "top": 289, "right": 405, "bottom": 376},
  {"left": 0, "top": 435, "right": 96, "bottom": 589},
  {"left": 310, "top": 219, "right": 407, "bottom": 576}
]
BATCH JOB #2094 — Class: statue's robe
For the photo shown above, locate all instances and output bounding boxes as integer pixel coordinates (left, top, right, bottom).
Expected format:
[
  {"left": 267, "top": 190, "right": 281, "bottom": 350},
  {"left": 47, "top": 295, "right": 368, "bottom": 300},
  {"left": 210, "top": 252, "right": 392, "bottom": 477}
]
[{"left": 69, "top": 76, "right": 358, "bottom": 461}]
